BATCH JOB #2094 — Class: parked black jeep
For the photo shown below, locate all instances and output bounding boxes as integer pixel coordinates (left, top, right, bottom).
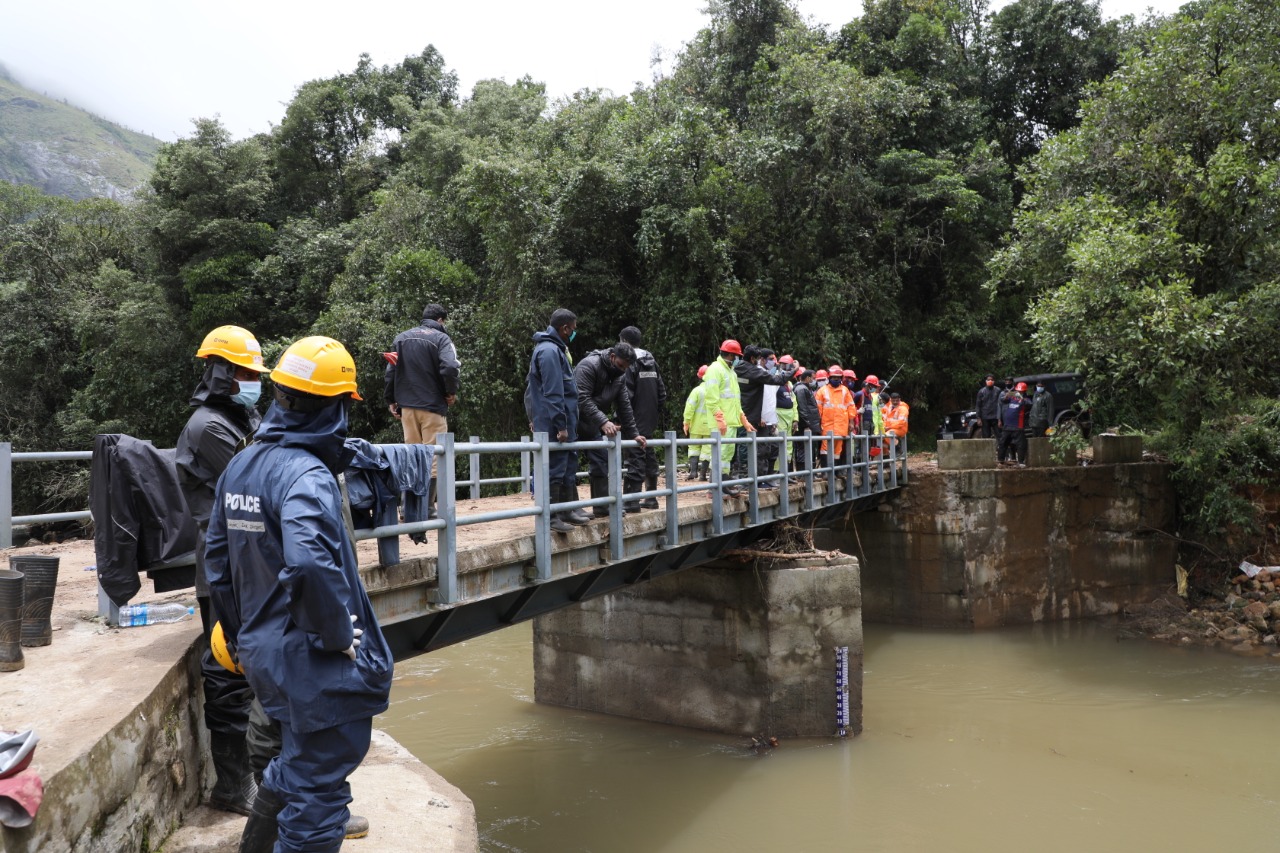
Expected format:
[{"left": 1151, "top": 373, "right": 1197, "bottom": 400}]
[{"left": 936, "top": 372, "right": 1088, "bottom": 440}]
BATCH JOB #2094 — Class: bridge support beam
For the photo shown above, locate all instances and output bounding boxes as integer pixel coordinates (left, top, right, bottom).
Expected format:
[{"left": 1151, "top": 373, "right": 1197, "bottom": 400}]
[{"left": 532, "top": 554, "right": 863, "bottom": 738}]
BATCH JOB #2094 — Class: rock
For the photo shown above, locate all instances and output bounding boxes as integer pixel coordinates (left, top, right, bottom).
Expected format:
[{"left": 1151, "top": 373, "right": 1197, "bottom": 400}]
[
  {"left": 1263, "top": 634, "right": 1278, "bottom": 647},
  {"left": 1224, "top": 593, "right": 1243, "bottom": 608},
  {"left": 1231, "top": 574, "right": 1249, "bottom": 585},
  {"left": 1251, "top": 580, "right": 1263, "bottom": 592},
  {"left": 1217, "top": 625, "right": 1258, "bottom": 644},
  {"left": 1242, "top": 601, "right": 1268, "bottom": 620},
  {"left": 1258, "top": 571, "right": 1273, "bottom": 583},
  {"left": 1232, "top": 642, "right": 1257, "bottom": 654},
  {"left": 1264, "top": 582, "right": 1276, "bottom": 593}
]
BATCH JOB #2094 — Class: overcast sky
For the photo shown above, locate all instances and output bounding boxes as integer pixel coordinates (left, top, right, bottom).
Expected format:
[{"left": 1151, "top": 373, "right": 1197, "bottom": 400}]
[{"left": 0, "top": 0, "right": 1186, "bottom": 142}]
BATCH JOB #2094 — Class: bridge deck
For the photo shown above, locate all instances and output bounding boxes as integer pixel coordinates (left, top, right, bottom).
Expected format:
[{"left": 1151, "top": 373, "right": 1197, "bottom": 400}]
[{"left": 362, "top": 463, "right": 903, "bottom": 658}]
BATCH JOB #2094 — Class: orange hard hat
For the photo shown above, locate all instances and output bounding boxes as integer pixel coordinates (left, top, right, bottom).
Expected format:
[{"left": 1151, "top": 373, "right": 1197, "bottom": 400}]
[
  {"left": 697, "top": 364, "right": 708, "bottom": 379},
  {"left": 779, "top": 354, "right": 794, "bottom": 364},
  {"left": 719, "top": 340, "right": 743, "bottom": 356},
  {"left": 815, "top": 370, "right": 829, "bottom": 380},
  {"left": 829, "top": 366, "right": 844, "bottom": 378},
  {"left": 864, "top": 375, "right": 880, "bottom": 387},
  {"left": 844, "top": 369, "right": 857, "bottom": 381},
  {"left": 1015, "top": 381, "right": 1028, "bottom": 392}
]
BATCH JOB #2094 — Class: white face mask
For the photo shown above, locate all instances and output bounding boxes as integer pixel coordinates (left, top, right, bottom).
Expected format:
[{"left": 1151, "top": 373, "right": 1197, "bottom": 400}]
[{"left": 232, "top": 381, "right": 262, "bottom": 408}]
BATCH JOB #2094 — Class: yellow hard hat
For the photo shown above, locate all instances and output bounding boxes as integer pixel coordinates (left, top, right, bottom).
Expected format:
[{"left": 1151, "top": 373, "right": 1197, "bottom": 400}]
[
  {"left": 196, "top": 325, "right": 269, "bottom": 373},
  {"left": 210, "top": 621, "right": 242, "bottom": 674},
  {"left": 270, "top": 336, "right": 363, "bottom": 400}
]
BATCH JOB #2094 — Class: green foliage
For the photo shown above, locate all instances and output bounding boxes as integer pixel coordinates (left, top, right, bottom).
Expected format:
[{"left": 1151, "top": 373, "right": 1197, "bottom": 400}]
[{"left": 993, "top": 0, "right": 1280, "bottom": 543}]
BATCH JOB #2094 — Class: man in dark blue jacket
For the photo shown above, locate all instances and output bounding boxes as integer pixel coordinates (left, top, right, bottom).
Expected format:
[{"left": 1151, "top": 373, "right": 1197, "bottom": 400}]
[
  {"left": 525, "top": 309, "right": 591, "bottom": 532},
  {"left": 207, "top": 336, "right": 392, "bottom": 853}
]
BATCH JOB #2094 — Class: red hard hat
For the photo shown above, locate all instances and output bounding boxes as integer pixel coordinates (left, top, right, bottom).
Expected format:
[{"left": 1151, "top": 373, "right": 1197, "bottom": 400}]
[
  {"left": 815, "top": 369, "right": 829, "bottom": 380},
  {"left": 829, "top": 367, "right": 844, "bottom": 378},
  {"left": 845, "top": 369, "right": 857, "bottom": 381},
  {"left": 719, "top": 339, "right": 742, "bottom": 356},
  {"left": 697, "top": 364, "right": 708, "bottom": 379},
  {"left": 1015, "top": 381, "right": 1028, "bottom": 392},
  {"left": 864, "top": 375, "right": 880, "bottom": 387},
  {"left": 779, "top": 354, "right": 794, "bottom": 364}
]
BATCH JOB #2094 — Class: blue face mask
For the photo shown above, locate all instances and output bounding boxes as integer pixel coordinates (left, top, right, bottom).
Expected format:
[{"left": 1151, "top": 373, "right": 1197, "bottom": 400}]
[
  {"left": 765, "top": 358, "right": 777, "bottom": 372},
  {"left": 732, "top": 356, "right": 742, "bottom": 367},
  {"left": 569, "top": 330, "right": 577, "bottom": 342},
  {"left": 232, "top": 381, "right": 261, "bottom": 408},
  {"left": 1036, "top": 386, "right": 1044, "bottom": 393}
]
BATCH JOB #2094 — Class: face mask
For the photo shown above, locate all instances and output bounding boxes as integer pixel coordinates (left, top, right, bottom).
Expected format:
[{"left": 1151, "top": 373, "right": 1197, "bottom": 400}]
[
  {"left": 1036, "top": 386, "right": 1044, "bottom": 393},
  {"left": 817, "top": 379, "right": 827, "bottom": 387},
  {"left": 569, "top": 330, "right": 577, "bottom": 342},
  {"left": 232, "top": 381, "right": 261, "bottom": 408},
  {"left": 765, "top": 358, "right": 777, "bottom": 372},
  {"left": 732, "top": 356, "right": 742, "bottom": 367}
]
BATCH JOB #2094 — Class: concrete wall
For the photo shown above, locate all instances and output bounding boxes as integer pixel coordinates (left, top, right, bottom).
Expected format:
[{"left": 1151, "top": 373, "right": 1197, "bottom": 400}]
[
  {"left": 533, "top": 555, "right": 862, "bottom": 738},
  {"left": 2, "top": 644, "right": 204, "bottom": 853},
  {"left": 843, "top": 463, "right": 1176, "bottom": 628}
]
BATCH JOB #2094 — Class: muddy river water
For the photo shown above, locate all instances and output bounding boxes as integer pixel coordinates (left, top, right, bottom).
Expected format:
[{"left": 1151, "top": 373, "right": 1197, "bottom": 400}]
[{"left": 378, "top": 619, "right": 1279, "bottom": 852}]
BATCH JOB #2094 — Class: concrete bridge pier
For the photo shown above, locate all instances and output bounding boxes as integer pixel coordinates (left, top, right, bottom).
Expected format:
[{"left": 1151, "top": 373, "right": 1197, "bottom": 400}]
[{"left": 532, "top": 553, "right": 863, "bottom": 739}]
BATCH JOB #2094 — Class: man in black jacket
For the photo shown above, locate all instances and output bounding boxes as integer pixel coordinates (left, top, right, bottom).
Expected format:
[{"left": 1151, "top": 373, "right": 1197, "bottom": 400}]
[
  {"left": 792, "top": 369, "right": 822, "bottom": 473},
  {"left": 975, "top": 374, "right": 1001, "bottom": 439},
  {"left": 733, "top": 346, "right": 789, "bottom": 478},
  {"left": 620, "top": 327, "right": 667, "bottom": 511},
  {"left": 574, "top": 342, "right": 647, "bottom": 517},
  {"left": 384, "top": 303, "right": 460, "bottom": 520},
  {"left": 175, "top": 325, "right": 266, "bottom": 818}
]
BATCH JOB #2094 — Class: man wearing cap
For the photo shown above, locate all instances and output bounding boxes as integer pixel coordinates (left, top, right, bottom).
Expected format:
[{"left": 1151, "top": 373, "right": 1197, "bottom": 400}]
[
  {"left": 682, "top": 365, "right": 712, "bottom": 480},
  {"left": 207, "top": 337, "right": 392, "bottom": 853},
  {"left": 816, "top": 365, "right": 856, "bottom": 470},
  {"left": 176, "top": 325, "right": 268, "bottom": 818},
  {"left": 701, "top": 340, "right": 753, "bottom": 496},
  {"left": 385, "top": 303, "right": 460, "bottom": 519}
]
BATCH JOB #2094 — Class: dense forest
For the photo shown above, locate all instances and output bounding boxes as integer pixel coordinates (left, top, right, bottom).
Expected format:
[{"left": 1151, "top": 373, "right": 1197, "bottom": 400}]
[{"left": 1, "top": 0, "right": 1277, "bottom": 563}]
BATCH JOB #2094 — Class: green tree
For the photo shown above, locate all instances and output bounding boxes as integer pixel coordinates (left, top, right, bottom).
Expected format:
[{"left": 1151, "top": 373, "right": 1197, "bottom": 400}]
[{"left": 990, "top": 0, "right": 1280, "bottom": 543}]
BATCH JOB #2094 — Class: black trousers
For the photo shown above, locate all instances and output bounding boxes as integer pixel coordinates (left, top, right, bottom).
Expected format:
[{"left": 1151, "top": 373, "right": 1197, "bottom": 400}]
[
  {"left": 997, "top": 428, "right": 1027, "bottom": 463},
  {"left": 755, "top": 424, "right": 778, "bottom": 474},
  {"left": 197, "top": 595, "right": 253, "bottom": 734},
  {"left": 981, "top": 418, "right": 999, "bottom": 438},
  {"left": 625, "top": 440, "right": 658, "bottom": 488}
]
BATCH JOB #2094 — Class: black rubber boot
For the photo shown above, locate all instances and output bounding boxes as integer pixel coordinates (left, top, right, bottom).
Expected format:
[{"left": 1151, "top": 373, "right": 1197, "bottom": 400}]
[
  {"left": 641, "top": 474, "right": 659, "bottom": 509},
  {"left": 623, "top": 479, "right": 642, "bottom": 514},
  {"left": 344, "top": 813, "right": 371, "bottom": 839},
  {"left": 686, "top": 456, "right": 700, "bottom": 480},
  {"left": 549, "top": 483, "right": 576, "bottom": 533},
  {"left": 238, "top": 785, "right": 284, "bottom": 853},
  {"left": 0, "top": 570, "right": 24, "bottom": 672},
  {"left": 698, "top": 460, "right": 709, "bottom": 481},
  {"left": 589, "top": 476, "right": 611, "bottom": 518},
  {"left": 208, "top": 731, "right": 258, "bottom": 817},
  {"left": 561, "top": 481, "right": 590, "bottom": 525}
]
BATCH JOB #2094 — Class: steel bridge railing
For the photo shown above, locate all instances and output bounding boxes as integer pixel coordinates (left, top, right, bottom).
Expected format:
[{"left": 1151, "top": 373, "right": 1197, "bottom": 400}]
[{"left": 0, "top": 431, "right": 908, "bottom": 606}]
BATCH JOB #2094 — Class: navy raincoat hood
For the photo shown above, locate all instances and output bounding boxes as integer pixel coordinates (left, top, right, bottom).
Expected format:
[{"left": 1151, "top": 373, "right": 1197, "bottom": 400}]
[{"left": 205, "top": 397, "right": 391, "bottom": 734}]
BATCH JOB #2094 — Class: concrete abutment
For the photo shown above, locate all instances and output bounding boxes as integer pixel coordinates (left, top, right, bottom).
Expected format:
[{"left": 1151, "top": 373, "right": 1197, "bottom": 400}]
[{"left": 533, "top": 554, "right": 863, "bottom": 739}]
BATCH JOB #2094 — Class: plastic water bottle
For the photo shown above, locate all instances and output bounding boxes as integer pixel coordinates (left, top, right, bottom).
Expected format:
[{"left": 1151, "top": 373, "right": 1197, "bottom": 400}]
[{"left": 117, "top": 603, "right": 195, "bottom": 627}]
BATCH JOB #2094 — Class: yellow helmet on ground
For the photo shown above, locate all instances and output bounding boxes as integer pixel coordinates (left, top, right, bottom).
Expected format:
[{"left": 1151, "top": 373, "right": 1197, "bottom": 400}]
[
  {"left": 270, "top": 336, "right": 363, "bottom": 401},
  {"left": 210, "top": 621, "right": 242, "bottom": 674},
  {"left": 196, "top": 325, "right": 269, "bottom": 373}
]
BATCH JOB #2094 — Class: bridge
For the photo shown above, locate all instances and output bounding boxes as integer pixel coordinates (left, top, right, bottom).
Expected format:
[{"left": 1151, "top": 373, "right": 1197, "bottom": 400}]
[{"left": 0, "top": 430, "right": 908, "bottom": 657}]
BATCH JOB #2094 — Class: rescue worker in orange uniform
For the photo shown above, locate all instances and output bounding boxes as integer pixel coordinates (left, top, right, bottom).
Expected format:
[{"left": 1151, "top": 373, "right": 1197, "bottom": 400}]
[
  {"left": 881, "top": 391, "right": 909, "bottom": 454},
  {"left": 815, "top": 365, "right": 856, "bottom": 469}
]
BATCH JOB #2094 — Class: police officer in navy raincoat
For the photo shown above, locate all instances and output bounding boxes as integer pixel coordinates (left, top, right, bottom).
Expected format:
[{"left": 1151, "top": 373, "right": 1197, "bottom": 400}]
[{"left": 206, "top": 336, "right": 392, "bottom": 853}]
